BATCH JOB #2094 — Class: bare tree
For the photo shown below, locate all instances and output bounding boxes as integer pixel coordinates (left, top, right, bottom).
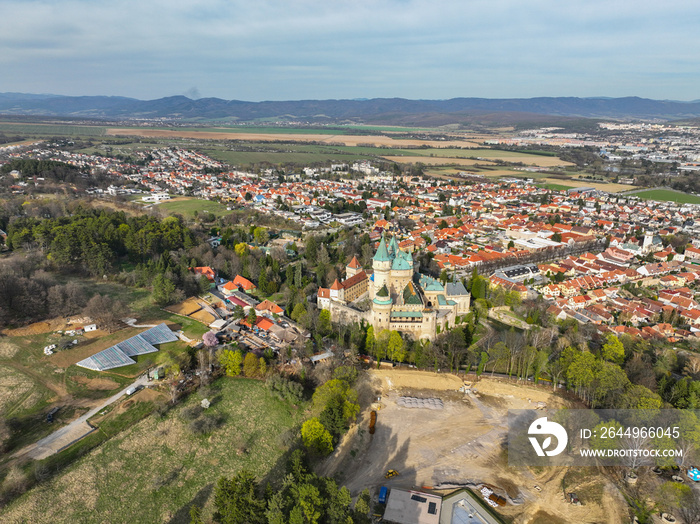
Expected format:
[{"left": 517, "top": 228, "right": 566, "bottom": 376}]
[{"left": 677, "top": 495, "right": 700, "bottom": 524}]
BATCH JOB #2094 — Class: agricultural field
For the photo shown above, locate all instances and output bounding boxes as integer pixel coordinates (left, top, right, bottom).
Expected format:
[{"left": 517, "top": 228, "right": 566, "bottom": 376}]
[
  {"left": 154, "top": 197, "right": 231, "bottom": 219},
  {"left": 383, "top": 148, "right": 573, "bottom": 168},
  {"left": 536, "top": 182, "right": 575, "bottom": 191},
  {"left": 105, "top": 127, "right": 485, "bottom": 148},
  {"left": 0, "top": 378, "right": 304, "bottom": 524},
  {"left": 0, "top": 122, "right": 106, "bottom": 137},
  {"left": 203, "top": 149, "right": 373, "bottom": 167},
  {"left": 629, "top": 188, "right": 700, "bottom": 205},
  {"left": 382, "top": 155, "right": 495, "bottom": 167}
]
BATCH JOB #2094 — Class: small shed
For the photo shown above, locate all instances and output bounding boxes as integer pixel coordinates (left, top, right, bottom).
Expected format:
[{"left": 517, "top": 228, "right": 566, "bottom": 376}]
[
  {"left": 84, "top": 324, "right": 97, "bottom": 332},
  {"left": 310, "top": 350, "right": 334, "bottom": 364},
  {"left": 209, "top": 319, "right": 227, "bottom": 331}
]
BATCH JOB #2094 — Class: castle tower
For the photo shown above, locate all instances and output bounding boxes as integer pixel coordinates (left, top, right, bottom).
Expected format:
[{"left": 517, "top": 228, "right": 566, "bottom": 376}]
[
  {"left": 372, "top": 284, "right": 393, "bottom": 331},
  {"left": 346, "top": 255, "right": 362, "bottom": 278},
  {"left": 372, "top": 233, "right": 392, "bottom": 298},
  {"left": 329, "top": 279, "right": 344, "bottom": 302}
]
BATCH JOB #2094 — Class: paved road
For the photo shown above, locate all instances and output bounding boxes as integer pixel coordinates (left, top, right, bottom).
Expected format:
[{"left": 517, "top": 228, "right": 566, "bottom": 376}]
[{"left": 15, "top": 375, "right": 150, "bottom": 461}]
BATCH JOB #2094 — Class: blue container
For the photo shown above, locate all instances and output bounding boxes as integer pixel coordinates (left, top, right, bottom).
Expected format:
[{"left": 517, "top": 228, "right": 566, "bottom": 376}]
[{"left": 379, "top": 486, "right": 388, "bottom": 504}]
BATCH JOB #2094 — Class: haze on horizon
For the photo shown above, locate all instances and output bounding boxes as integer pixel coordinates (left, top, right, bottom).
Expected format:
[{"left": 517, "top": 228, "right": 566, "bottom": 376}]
[{"left": 1, "top": 0, "right": 698, "bottom": 103}]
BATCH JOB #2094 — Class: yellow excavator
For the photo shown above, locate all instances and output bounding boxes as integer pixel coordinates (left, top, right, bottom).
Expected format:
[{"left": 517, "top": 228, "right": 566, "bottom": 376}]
[{"left": 385, "top": 469, "right": 399, "bottom": 479}]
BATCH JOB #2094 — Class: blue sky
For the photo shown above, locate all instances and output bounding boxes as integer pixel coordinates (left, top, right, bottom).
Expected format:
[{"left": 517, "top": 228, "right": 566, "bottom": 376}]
[{"left": 1, "top": 0, "right": 699, "bottom": 101}]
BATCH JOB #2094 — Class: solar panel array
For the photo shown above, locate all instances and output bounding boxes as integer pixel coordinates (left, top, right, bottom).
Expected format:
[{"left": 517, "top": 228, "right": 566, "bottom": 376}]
[
  {"left": 77, "top": 346, "right": 136, "bottom": 371},
  {"left": 76, "top": 323, "right": 176, "bottom": 372},
  {"left": 140, "top": 323, "right": 178, "bottom": 345}
]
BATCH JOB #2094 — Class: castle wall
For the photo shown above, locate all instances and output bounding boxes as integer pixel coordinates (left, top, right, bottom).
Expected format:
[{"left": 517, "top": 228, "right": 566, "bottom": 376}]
[{"left": 328, "top": 301, "right": 369, "bottom": 326}]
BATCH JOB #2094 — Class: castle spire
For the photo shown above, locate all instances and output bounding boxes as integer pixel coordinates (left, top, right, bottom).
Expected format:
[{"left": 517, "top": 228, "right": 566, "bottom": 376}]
[{"left": 373, "top": 233, "right": 391, "bottom": 263}]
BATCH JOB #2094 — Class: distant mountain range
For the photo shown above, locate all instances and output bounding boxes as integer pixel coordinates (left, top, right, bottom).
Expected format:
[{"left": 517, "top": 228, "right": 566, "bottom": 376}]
[{"left": 2, "top": 92, "right": 700, "bottom": 124}]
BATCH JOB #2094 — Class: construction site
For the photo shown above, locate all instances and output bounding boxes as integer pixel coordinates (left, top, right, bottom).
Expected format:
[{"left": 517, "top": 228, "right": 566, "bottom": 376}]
[{"left": 319, "top": 369, "right": 629, "bottom": 524}]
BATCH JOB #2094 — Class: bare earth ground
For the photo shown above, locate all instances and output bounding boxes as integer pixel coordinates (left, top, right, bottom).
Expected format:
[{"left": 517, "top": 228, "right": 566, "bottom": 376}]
[
  {"left": 537, "top": 177, "right": 633, "bottom": 193},
  {"left": 165, "top": 297, "right": 203, "bottom": 316},
  {"left": 106, "top": 128, "right": 483, "bottom": 148},
  {"left": 319, "top": 369, "right": 626, "bottom": 524},
  {"left": 166, "top": 297, "right": 215, "bottom": 324},
  {"left": 71, "top": 375, "right": 120, "bottom": 390}
]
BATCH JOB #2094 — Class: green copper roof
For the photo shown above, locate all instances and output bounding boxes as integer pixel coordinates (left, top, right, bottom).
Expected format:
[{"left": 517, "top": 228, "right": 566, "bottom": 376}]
[
  {"left": 419, "top": 274, "right": 444, "bottom": 292},
  {"left": 376, "top": 284, "right": 389, "bottom": 297},
  {"left": 373, "top": 234, "right": 391, "bottom": 262},
  {"left": 392, "top": 254, "right": 412, "bottom": 271},
  {"left": 403, "top": 283, "right": 422, "bottom": 305},
  {"left": 374, "top": 295, "right": 393, "bottom": 305},
  {"left": 388, "top": 235, "right": 399, "bottom": 255}
]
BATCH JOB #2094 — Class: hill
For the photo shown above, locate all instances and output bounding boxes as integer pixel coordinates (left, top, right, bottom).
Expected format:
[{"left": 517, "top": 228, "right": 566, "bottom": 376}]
[{"left": 2, "top": 93, "right": 700, "bottom": 124}]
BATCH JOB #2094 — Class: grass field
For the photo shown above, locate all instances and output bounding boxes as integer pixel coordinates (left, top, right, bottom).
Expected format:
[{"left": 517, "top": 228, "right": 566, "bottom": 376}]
[
  {"left": 0, "top": 122, "right": 106, "bottom": 136},
  {"left": 629, "top": 188, "right": 700, "bottom": 205},
  {"left": 1, "top": 378, "right": 304, "bottom": 523},
  {"left": 536, "top": 182, "right": 575, "bottom": 191},
  {"left": 156, "top": 197, "right": 230, "bottom": 219}
]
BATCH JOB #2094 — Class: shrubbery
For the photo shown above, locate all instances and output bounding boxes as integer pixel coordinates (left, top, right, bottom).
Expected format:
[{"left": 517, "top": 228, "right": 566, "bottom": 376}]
[{"left": 266, "top": 374, "right": 305, "bottom": 403}]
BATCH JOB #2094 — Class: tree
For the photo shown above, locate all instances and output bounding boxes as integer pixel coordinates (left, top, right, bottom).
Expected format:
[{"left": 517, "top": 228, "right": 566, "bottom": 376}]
[
  {"left": 203, "top": 331, "right": 218, "bottom": 347},
  {"left": 247, "top": 308, "right": 258, "bottom": 326},
  {"left": 258, "top": 267, "right": 268, "bottom": 293},
  {"left": 354, "top": 488, "right": 372, "bottom": 520},
  {"left": 83, "top": 294, "right": 127, "bottom": 332},
  {"left": 318, "top": 309, "right": 332, "bottom": 337},
  {"left": 213, "top": 470, "right": 266, "bottom": 524},
  {"left": 532, "top": 350, "right": 549, "bottom": 384},
  {"left": 657, "top": 482, "right": 694, "bottom": 520},
  {"left": 567, "top": 351, "right": 599, "bottom": 403},
  {"left": 592, "top": 362, "right": 629, "bottom": 408},
  {"left": 243, "top": 352, "right": 259, "bottom": 377},
  {"left": 301, "top": 418, "right": 333, "bottom": 455},
  {"left": 312, "top": 378, "right": 360, "bottom": 421},
  {"left": 601, "top": 334, "right": 625, "bottom": 364},
  {"left": 232, "top": 305, "right": 245, "bottom": 319},
  {"left": 258, "top": 357, "right": 267, "bottom": 377},
  {"left": 198, "top": 275, "right": 211, "bottom": 295},
  {"left": 387, "top": 331, "right": 405, "bottom": 362},
  {"left": 253, "top": 227, "right": 269, "bottom": 245},
  {"left": 305, "top": 235, "right": 319, "bottom": 264},
  {"left": 476, "top": 351, "right": 489, "bottom": 378},
  {"left": 319, "top": 394, "right": 348, "bottom": 444},
  {"left": 294, "top": 483, "right": 322, "bottom": 524},
  {"left": 291, "top": 303, "right": 306, "bottom": 323},
  {"left": 152, "top": 273, "right": 178, "bottom": 306},
  {"left": 190, "top": 505, "right": 204, "bottom": 524},
  {"left": 365, "top": 325, "right": 375, "bottom": 355},
  {"left": 219, "top": 349, "right": 243, "bottom": 376}
]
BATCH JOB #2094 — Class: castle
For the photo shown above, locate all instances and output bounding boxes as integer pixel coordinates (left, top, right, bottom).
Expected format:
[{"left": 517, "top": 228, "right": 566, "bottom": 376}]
[{"left": 317, "top": 234, "right": 470, "bottom": 341}]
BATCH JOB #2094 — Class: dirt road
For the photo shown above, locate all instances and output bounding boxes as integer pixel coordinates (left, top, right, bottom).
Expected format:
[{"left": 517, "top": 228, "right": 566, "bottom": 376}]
[{"left": 14, "top": 375, "right": 150, "bottom": 461}]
